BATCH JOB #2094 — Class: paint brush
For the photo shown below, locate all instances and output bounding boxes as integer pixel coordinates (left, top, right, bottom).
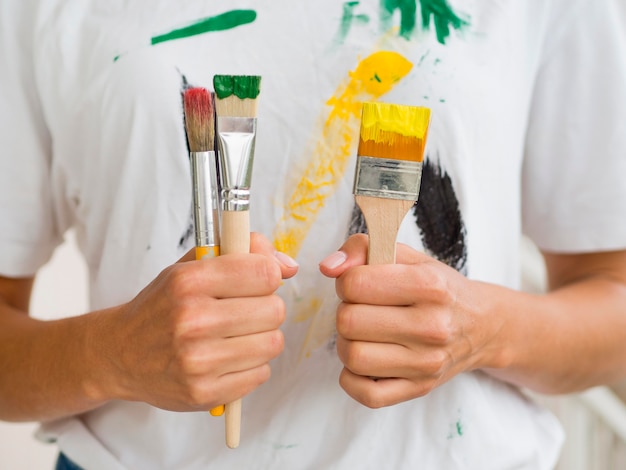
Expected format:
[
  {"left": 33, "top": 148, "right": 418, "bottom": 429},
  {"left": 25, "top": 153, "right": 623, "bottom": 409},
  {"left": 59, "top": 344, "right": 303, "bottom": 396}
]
[
  {"left": 353, "top": 102, "right": 431, "bottom": 265},
  {"left": 213, "top": 74, "right": 261, "bottom": 449},
  {"left": 183, "top": 87, "right": 221, "bottom": 263},
  {"left": 183, "top": 88, "right": 224, "bottom": 417}
]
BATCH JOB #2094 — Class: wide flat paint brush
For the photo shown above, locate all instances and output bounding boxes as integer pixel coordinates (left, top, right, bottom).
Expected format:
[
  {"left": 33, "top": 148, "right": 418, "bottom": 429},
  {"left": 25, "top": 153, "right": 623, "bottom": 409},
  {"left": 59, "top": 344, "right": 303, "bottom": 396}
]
[
  {"left": 183, "top": 88, "right": 224, "bottom": 416},
  {"left": 213, "top": 74, "right": 261, "bottom": 449},
  {"left": 353, "top": 102, "right": 431, "bottom": 265}
]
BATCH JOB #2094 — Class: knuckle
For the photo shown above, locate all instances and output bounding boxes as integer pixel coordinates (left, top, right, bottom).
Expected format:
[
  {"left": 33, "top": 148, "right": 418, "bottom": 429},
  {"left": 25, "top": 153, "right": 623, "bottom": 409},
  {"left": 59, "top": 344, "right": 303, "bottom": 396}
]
[
  {"left": 254, "top": 256, "right": 282, "bottom": 291},
  {"left": 428, "top": 316, "right": 455, "bottom": 345},
  {"left": 175, "top": 346, "right": 202, "bottom": 376},
  {"left": 269, "top": 295, "right": 286, "bottom": 325},
  {"left": 359, "top": 387, "right": 390, "bottom": 409},
  {"left": 422, "top": 350, "right": 450, "bottom": 378},
  {"left": 186, "top": 380, "right": 213, "bottom": 409},
  {"left": 344, "top": 269, "right": 367, "bottom": 300},
  {"left": 171, "top": 302, "right": 194, "bottom": 337},
  {"left": 335, "top": 303, "right": 354, "bottom": 337},
  {"left": 411, "top": 378, "right": 437, "bottom": 398},
  {"left": 268, "top": 330, "right": 285, "bottom": 357},
  {"left": 421, "top": 264, "right": 452, "bottom": 302},
  {"left": 243, "top": 365, "right": 272, "bottom": 393},
  {"left": 342, "top": 342, "right": 367, "bottom": 375},
  {"left": 164, "top": 264, "right": 195, "bottom": 298},
  {"left": 362, "top": 394, "right": 386, "bottom": 409}
]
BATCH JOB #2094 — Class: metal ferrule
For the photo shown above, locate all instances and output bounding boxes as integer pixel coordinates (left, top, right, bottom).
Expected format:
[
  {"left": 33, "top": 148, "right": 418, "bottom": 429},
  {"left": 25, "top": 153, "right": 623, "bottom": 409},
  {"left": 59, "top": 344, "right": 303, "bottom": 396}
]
[
  {"left": 353, "top": 155, "right": 423, "bottom": 201},
  {"left": 216, "top": 117, "right": 257, "bottom": 211},
  {"left": 190, "top": 151, "right": 220, "bottom": 247}
]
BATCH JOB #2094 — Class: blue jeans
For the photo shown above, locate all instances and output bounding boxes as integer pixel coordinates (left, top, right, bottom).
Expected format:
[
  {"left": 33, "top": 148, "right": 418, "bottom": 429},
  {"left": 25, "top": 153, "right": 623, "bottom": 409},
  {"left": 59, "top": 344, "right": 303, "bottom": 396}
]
[{"left": 55, "top": 453, "right": 84, "bottom": 470}]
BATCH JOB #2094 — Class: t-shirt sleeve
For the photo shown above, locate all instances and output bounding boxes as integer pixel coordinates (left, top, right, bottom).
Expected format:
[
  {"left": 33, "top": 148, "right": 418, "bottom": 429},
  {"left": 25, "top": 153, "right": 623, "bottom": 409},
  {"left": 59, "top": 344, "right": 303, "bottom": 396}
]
[
  {"left": 521, "top": 0, "right": 626, "bottom": 253},
  {"left": 0, "top": 1, "right": 61, "bottom": 277}
]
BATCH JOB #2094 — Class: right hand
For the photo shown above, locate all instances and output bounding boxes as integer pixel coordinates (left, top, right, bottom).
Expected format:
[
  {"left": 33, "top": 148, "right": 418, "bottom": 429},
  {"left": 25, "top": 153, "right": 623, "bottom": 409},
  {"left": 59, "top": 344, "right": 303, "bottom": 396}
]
[{"left": 91, "top": 233, "right": 297, "bottom": 412}]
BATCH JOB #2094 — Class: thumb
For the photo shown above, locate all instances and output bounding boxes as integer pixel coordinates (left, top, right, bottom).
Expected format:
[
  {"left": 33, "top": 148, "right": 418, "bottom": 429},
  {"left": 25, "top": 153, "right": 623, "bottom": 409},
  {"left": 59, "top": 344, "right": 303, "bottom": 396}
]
[{"left": 319, "top": 233, "right": 368, "bottom": 279}]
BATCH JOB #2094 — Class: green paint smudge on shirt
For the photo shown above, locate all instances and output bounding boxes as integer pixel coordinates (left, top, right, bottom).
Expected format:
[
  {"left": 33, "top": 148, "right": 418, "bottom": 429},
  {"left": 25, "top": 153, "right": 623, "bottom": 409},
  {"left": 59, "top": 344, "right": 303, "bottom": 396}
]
[
  {"left": 456, "top": 420, "right": 463, "bottom": 436},
  {"left": 381, "top": 0, "right": 418, "bottom": 39},
  {"left": 151, "top": 10, "right": 257, "bottom": 45},
  {"left": 334, "top": 1, "right": 370, "bottom": 45},
  {"left": 419, "top": 0, "right": 469, "bottom": 44},
  {"left": 213, "top": 75, "right": 262, "bottom": 100},
  {"left": 381, "top": 0, "right": 468, "bottom": 44}
]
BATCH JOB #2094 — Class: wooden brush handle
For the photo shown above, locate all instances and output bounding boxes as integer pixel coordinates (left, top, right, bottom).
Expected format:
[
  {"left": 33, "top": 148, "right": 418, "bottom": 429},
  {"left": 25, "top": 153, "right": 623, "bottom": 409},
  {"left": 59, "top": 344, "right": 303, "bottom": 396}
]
[
  {"left": 221, "top": 211, "right": 250, "bottom": 255},
  {"left": 355, "top": 195, "right": 414, "bottom": 265},
  {"left": 220, "top": 209, "right": 250, "bottom": 449}
]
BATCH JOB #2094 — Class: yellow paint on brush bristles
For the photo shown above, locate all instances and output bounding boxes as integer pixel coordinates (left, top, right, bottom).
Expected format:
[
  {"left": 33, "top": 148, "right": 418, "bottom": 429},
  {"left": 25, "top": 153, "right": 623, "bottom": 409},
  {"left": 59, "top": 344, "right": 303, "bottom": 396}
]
[{"left": 358, "top": 102, "right": 430, "bottom": 162}]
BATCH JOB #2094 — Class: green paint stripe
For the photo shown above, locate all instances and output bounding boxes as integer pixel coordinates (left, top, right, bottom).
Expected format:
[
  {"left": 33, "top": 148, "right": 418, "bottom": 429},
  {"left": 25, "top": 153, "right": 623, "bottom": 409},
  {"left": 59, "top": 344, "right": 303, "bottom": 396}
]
[
  {"left": 151, "top": 9, "right": 257, "bottom": 45},
  {"left": 213, "top": 75, "right": 261, "bottom": 100}
]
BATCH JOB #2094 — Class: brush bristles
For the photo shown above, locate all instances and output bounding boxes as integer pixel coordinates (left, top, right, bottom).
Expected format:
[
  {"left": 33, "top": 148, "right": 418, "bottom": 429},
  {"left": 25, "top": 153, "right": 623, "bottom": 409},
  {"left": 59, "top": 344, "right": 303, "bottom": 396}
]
[
  {"left": 183, "top": 87, "right": 215, "bottom": 152},
  {"left": 214, "top": 95, "right": 258, "bottom": 118},
  {"left": 358, "top": 102, "right": 430, "bottom": 162},
  {"left": 213, "top": 75, "right": 261, "bottom": 118},
  {"left": 358, "top": 134, "right": 427, "bottom": 162}
]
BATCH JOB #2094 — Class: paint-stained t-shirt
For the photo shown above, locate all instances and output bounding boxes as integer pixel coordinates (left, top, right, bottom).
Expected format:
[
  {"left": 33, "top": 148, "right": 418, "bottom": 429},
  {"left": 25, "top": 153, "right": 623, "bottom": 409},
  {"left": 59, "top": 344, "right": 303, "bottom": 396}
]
[{"left": 1, "top": 0, "right": 626, "bottom": 468}]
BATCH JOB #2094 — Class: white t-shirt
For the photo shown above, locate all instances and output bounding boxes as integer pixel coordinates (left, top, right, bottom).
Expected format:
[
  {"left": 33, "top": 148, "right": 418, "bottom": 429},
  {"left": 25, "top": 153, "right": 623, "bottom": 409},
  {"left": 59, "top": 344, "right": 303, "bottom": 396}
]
[{"left": 2, "top": 0, "right": 626, "bottom": 468}]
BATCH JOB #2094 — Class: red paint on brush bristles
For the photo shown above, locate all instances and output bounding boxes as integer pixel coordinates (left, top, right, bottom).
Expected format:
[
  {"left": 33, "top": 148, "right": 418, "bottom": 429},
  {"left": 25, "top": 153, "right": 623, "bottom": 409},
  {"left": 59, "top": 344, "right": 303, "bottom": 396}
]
[{"left": 183, "top": 87, "right": 215, "bottom": 152}]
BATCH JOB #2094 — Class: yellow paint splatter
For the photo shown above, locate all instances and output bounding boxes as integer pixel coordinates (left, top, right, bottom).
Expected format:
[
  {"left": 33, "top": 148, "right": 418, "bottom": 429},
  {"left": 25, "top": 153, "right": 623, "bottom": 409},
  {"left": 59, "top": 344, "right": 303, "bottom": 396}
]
[
  {"left": 293, "top": 297, "right": 322, "bottom": 323},
  {"left": 273, "top": 51, "right": 413, "bottom": 258}
]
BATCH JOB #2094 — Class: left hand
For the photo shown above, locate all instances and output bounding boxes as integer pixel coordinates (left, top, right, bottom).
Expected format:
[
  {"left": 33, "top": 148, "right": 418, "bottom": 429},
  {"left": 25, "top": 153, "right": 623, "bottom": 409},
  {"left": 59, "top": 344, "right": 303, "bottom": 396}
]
[{"left": 319, "top": 234, "right": 506, "bottom": 408}]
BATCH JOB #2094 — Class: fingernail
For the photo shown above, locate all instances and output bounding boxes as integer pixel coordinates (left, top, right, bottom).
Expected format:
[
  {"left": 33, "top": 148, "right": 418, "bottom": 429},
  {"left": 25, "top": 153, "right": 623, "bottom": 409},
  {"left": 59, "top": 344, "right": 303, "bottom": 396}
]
[
  {"left": 320, "top": 251, "right": 347, "bottom": 270},
  {"left": 274, "top": 251, "right": 299, "bottom": 268}
]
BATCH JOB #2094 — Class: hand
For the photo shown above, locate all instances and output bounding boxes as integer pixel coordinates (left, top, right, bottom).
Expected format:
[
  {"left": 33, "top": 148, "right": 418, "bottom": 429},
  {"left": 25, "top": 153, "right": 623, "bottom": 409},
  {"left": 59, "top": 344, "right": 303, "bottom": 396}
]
[
  {"left": 91, "top": 233, "right": 298, "bottom": 412},
  {"left": 319, "top": 234, "right": 504, "bottom": 408}
]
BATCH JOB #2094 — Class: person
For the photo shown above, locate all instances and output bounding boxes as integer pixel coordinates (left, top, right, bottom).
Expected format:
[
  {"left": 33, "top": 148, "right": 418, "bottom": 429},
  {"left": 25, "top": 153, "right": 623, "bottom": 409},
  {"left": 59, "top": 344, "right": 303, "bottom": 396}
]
[{"left": 1, "top": 0, "right": 625, "bottom": 468}]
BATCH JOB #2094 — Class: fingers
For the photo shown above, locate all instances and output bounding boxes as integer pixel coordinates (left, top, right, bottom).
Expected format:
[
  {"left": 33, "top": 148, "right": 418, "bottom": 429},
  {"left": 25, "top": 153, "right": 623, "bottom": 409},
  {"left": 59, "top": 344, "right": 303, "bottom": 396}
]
[
  {"left": 164, "top": 253, "right": 283, "bottom": 299},
  {"left": 252, "top": 232, "right": 299, "bottom": 280},
  {"left": 176, "top": 329, "right": 285, "bottom": 378},
  {"left": 335, "top": 302, "right": 454, "bottom": 345},
  {"left": 174, "top": 295, "right": 286, "bottom": 340},
  {"left": 151, "top": 363, "right": 274, "bottom": 412},
  {"left": 178, "top": 233, "right": 298, "bottom": 285},
  {"left": 336, "top": 335, "right": 450, "bottom": 379},
  {"left": 320, "top": 233, "right": 454, "bottom": 306},
  {"left": 337, "top": 260, "right": 453, "bottom": 306},
  {"left": 338, "top": 368, "right": 437, "bottom": 409},
  {"left": 195, "top": 364, "right": 273, "bottom": 410}
]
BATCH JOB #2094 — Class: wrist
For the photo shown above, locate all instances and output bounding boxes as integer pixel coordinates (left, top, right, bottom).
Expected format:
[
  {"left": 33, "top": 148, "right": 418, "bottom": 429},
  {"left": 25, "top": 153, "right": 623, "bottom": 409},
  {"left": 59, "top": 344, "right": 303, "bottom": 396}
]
[
  {"left": 80, "top": 304, "right": 131, "bottom": 404},
  {"left": 470, "top": 281, "right": 518, "bottom": 371}
]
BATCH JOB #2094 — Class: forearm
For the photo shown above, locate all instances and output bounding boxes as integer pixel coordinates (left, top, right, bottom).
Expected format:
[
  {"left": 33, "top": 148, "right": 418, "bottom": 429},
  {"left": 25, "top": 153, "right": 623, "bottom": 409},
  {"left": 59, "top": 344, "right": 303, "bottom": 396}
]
[
  {"left": 0, "top": 304, "right": 118, "bottom": 422},
  {"left": 483, "top": 277, "right": 626, "bottom": 394}
]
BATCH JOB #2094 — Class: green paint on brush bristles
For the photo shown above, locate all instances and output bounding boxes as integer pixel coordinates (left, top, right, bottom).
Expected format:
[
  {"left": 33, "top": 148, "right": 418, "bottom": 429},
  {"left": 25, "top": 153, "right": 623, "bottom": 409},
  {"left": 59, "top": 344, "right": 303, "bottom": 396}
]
[{"left": 213, "top": 75, "right": 262, "bottom": 100}]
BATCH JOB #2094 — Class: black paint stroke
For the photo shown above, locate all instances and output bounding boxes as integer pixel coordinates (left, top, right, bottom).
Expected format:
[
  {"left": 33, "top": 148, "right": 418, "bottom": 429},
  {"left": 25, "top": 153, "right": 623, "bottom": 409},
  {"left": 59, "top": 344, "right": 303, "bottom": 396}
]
[
  {"left": 347, "top": 202, "right": 369, "bottom": 236},
  {"left": 414, "top": 158, "right": 467, "bottom": 274},
  {"left": 346, "top": 156, "right": 468, "bottom": 274},
  {"left": 178, "top": 72, "right": 195, "bottom": 251}
]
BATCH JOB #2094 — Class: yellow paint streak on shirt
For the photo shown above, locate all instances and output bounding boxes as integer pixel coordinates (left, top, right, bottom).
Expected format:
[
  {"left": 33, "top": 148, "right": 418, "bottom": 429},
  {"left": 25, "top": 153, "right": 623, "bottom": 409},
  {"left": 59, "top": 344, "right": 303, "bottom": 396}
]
[
  {"left": 293, "top": 297, "right": 323, "bottom": 323},
  {"left": 273, "top": 51, "right": 413, "bottom": 258}
]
